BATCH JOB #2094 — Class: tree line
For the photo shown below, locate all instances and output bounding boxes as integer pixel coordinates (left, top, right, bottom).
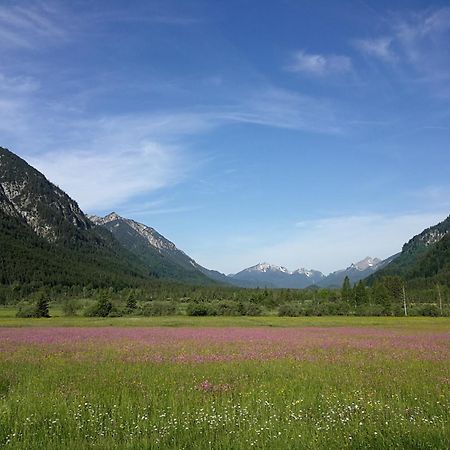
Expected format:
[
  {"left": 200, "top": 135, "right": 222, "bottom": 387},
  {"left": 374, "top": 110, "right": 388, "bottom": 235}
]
[{"left": 7, "top": 274, "right": 449, "bottom": 318}]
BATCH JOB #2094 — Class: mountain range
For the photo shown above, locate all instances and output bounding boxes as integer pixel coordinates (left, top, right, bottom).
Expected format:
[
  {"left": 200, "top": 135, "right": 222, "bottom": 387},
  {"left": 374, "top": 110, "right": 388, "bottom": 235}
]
[
  {"left": 0, "top": 147, "right": 153, "bottom": 287},
  {"left": 1, "top": 146, "right": 449, "bottom": 290},
  {"left": 227, "top": 256, "right": 394, "bottom": 289},
  {"left": 88, "top": 213, "right": 395, "bottom": 288}
]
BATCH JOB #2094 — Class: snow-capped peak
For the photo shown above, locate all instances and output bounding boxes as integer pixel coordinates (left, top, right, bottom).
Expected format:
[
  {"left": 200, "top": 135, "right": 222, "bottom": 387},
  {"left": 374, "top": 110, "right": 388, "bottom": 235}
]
[
  {"left": 292, "top": 268, "right": 323, "bottom": 278},
  {"left": 248, "top": 263, "right": 290, "bottom": 273},
  {"left": 351, "top": 257, "right": 382, "bottom": 271}
]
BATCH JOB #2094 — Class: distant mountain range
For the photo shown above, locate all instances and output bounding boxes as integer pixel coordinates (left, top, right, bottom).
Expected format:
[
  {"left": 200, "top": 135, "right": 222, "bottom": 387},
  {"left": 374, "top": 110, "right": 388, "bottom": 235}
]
[
  {"left": 88, "top": 213, "right": 396, "bottom": 288},
  {"left": 1, "top": 146, "right": 449, "bottom": 290},
  {"left": 227, "top": 256, "right": 394, "bottom": 289}
]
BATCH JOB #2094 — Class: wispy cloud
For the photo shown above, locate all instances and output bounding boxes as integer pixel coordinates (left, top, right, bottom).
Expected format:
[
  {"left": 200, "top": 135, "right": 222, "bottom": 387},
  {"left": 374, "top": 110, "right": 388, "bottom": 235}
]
[
  {"left": 287, "top": 50, "right": 352, "bottom": 76},
  {"left": 30, "top": 143, "right": 186, "bottom": 212},
  {"left": 0, "top": 72, "right": 40, "bottom": 94},
  {"left": 30, "top": 143, "right": 182, "bottom": 211},
  {"left": 0, "top": 1, "right": 199, "bottom": 51},
  {"left": 0, "top": 2, "right": 69, "bottom": 49},
  {"left": 354, "top": 37, "right": 395, "bottom": 61},
  {"left": 214, "top": 87, "right": 343, "bottom": 134},
  {"left": 22, "top": 110, "right": 207, "bottom": 211},
  {"left": 355, "top": 7, "right": 450, "bottom": 96},
  {"left": 18, "top": 88, "right": 342, "bottom": 210}
]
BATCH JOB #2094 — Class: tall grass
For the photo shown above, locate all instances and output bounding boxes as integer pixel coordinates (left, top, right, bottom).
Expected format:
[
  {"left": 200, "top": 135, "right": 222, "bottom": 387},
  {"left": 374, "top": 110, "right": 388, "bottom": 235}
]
[{"left": 0, "top": 320, "right": 448, "bottom": 449}]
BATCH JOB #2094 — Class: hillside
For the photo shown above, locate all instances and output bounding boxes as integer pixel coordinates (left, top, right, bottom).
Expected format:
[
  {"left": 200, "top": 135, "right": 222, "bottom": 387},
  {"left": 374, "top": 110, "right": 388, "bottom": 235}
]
[
  {"left": 0, "top": 147, "right": 177, "bottom": 288},
  {"left": 89, "top": 213, "right": 215, "bottom": 285},
  {"left": 369, "top": 215, "right": 450, "bottom": 287}
]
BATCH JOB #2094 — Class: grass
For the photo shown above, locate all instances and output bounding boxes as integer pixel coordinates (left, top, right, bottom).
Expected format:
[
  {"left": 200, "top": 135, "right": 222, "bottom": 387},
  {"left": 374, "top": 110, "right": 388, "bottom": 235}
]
[
  {"left": 0, "top": 313, "right": 448, "bottom": 449},
  {"left": 0, "top": 307, "right": 449, "bottom": 329}
]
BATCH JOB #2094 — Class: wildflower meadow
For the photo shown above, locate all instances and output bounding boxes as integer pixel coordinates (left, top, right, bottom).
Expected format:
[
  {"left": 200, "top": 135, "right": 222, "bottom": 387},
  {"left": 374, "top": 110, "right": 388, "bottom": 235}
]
[{"left": 0, "top": 317, "right": 448, "bottom": 449}]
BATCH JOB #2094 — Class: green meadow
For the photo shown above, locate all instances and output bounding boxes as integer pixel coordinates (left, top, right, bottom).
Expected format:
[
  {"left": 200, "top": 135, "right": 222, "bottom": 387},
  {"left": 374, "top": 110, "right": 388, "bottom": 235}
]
[
  {"left": 0, "top": 307, "right": 449, "bottom": 329},
  {"left": 0, "top": 315, "right": 449, "bottom": 449}
]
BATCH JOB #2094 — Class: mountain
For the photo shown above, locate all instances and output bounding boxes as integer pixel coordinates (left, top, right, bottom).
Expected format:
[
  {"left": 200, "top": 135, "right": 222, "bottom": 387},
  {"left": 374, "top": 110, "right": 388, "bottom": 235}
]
[
  {"left": 230, "top": 263, "right": 325, "bottom": 288},
  {"left": 89, "top": 213, "right": 215, "bottom": 285},
  {"left": 0, "top": 146, "right": 158, "bottom": 288},
  {"left": 228, "top": 257, "right": 393, "bottom": 289},
  {"left": 407, "top": 232, "right": 450, "bottom": 286},
  {"left": 317, "top": 256, "right": 396, "bottom": 287},
  {"left": 370, "top": 215, "right": 450, "bottom": 286}
]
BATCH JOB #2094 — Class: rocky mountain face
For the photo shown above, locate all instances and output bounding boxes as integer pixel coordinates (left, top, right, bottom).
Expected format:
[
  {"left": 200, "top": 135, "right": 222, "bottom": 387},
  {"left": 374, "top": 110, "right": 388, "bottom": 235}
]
[
  {"left": 89, "top": 213, "right": 215, "bottom": 285},
  {"left": 0, "top": 147, "right": 91, "bottom": 243},
  {"left": 370, "top": 215, "right": 450, "bottom": 284},
  {"left": 0, "top": 147, "right": 199, "bottom": 287}
]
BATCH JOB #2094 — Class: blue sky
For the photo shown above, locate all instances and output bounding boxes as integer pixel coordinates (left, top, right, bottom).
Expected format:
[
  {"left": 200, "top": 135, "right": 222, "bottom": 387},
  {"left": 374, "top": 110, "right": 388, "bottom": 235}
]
[{"left": 1, "top": 0, "right": 450, "bottom": 274}]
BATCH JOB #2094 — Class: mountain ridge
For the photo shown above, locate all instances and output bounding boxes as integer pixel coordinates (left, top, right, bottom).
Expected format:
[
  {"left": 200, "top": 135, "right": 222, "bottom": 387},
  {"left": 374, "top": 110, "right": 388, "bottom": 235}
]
[
  {"left": 228, "top": 256, "right": 391, "bottom": 288},
  {"left": 0, "top": 147, "right": 206, "bottom": 287},
  {"left": 89, "top": 212, "right": 216, "bottom": 285},
  {"left": 369, "top": 214, "right": 450, "bottom": 286}
]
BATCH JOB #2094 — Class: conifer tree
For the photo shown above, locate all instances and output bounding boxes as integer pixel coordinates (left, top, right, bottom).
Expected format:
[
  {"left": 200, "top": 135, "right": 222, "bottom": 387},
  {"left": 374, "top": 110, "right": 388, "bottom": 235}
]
[
  {"left": 35, "top": 293, "right": 50, "bottom": 318},
  {"left": 341, "top": 276, "right": 352, "bottom": 303},
  {"left": 126, "top": 290, "right": 137, "bottom": 312},
  {"left": 354, "top": 280, "right": 368, "bottom": 306}
]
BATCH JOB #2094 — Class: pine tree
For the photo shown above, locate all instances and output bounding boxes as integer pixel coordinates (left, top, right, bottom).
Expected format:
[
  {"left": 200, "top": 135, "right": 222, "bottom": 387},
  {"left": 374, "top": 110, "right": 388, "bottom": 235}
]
[
  {"left": 35, "top": 293, "right": 50, "bottom": 318},
  {"left": 126, "top": 290, "right": 137, "bottom": 312},
  {"left": 94, "top": 291, "right": 113, "bottom": 317},
  {"left": 372, "top": 282, "right": 391, "bottom": 315},
  {"left": 354, "top": 280, "right": 368, "bottom": 306},
  {"left": 341, "top": 276, "right": 352, "bottom": 303}
]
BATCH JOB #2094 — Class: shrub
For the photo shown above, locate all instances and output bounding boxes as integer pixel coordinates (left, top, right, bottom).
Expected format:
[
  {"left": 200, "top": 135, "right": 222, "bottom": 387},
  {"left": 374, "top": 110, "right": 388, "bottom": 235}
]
[
  {"left": 62, "top": 300, "right": 78, "bottom": 316},
  {"left": 16, "top": 304, "right": 38, "bottom": 318},
  {"left": 186, "top": 303, "right": 211, "bottom": 316},
  {"left": 355, "top": 304, "right": 385, "bottom": 316},
  {"left": 215, "top": 301, "right": 241, "bottom": 316},
  {"left": 278, "top": 303, "right": 300, "bottom": 317},
  {"left": 417, "top": 304, "right": 441, "bottom": 317},
  {"left": 16, "top": 293, "right": 50, "bottom": 318},
  {"left": 242, "top": 303, "right": 263, "bottom": 316},
  {"left": 141, "top": 301, "right": 177, "bottom": 316}
]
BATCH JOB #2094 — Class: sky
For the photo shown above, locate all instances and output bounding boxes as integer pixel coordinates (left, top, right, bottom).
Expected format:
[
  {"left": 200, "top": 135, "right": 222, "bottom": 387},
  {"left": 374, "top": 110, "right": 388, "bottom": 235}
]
[{"left": 1, "top": 0, "right": 450, "bottom": 275}]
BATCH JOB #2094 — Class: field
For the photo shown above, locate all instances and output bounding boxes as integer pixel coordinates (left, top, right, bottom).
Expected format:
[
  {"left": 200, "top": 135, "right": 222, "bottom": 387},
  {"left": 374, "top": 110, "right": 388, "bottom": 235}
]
[{"left": 0, "top": 314, "right": 449, "bottom": 449}]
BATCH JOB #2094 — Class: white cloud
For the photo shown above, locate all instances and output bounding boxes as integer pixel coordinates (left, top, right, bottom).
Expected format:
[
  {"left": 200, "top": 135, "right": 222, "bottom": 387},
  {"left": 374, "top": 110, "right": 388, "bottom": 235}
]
[
  {"left": 20, "top": 90, "right": 341, "bottom": 211},
  {"left": 30, "top": 143, "right": 185, "bottom": 211},
  {"left": 193, "top": 212, "right": 449, "bottom": 274},
  {"left": 354, "top": 37, "right": 396, "bottom": 61},
  {"left": 1, "top": 81, "right": 343, "bottom": 212},
  {"left": 287, "top": 50, "right": 352, "bottom": 76}
]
